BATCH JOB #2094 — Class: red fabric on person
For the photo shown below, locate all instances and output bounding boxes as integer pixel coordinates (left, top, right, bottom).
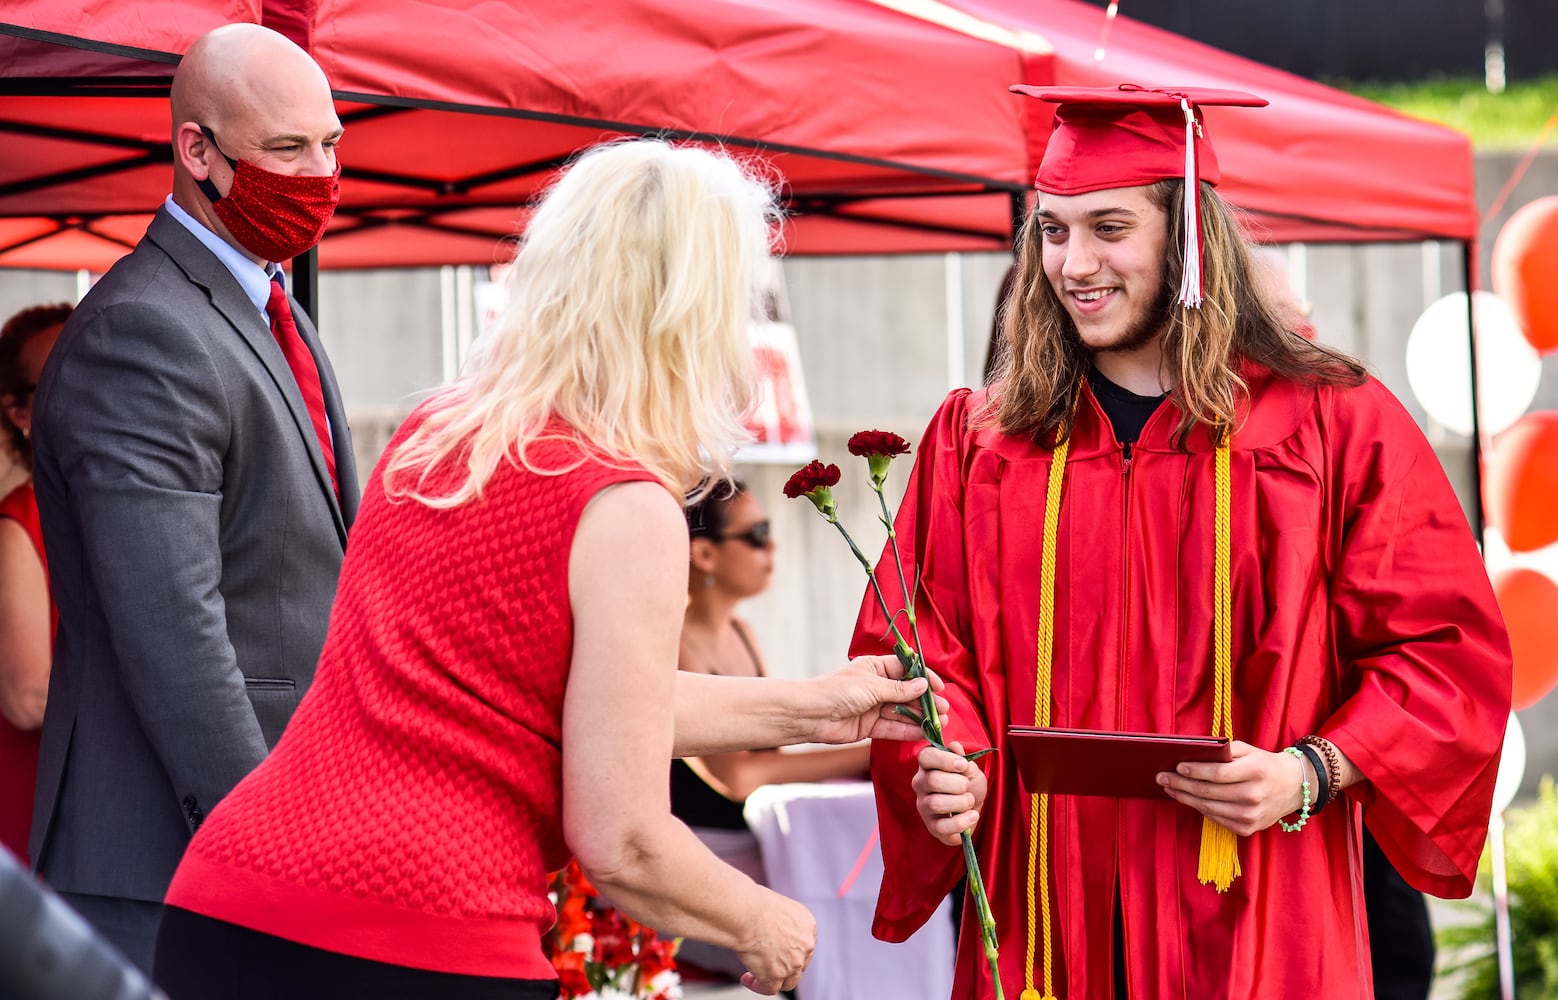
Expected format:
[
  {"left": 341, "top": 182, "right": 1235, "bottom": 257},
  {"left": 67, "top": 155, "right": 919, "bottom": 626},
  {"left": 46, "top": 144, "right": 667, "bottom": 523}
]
[
  {"left": 854, "top": 374, "right": 1511, "bottom": 999},
  {"left": 266, "top": 276, "right": 336, "bottom": 497},
  {"left": 0, "top": 481, "right": 52, "bottom": 864},
  {"left": 165, "top": 410, "right": 657, "bottom": 978}
]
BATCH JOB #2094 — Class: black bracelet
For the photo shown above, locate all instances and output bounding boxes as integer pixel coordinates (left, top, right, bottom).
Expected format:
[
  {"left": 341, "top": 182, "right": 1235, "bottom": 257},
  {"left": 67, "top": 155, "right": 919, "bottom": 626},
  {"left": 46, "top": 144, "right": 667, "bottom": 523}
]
[
  {"left": 1295, "top": 743, "right": 1329, "bottom": 816},
  {"left": 1299, "top": 734, "right": 1344, "bottom": 806}
]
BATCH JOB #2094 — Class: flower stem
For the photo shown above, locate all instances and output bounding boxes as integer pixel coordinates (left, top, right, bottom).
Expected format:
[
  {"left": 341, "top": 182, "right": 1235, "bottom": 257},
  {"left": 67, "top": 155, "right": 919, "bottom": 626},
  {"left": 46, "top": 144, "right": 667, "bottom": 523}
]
[
  {"left": 829, "top": 519, "right": 916, "bottom": 658},
  {"left": 962, "top": 831, "right": 1004, "bottom": 1000},
  {"left": 872, "top": 483, "right": 942, "bottom": 734},
  {"left": 829, "top": 514, "right": 1003, "bottom": 999}
]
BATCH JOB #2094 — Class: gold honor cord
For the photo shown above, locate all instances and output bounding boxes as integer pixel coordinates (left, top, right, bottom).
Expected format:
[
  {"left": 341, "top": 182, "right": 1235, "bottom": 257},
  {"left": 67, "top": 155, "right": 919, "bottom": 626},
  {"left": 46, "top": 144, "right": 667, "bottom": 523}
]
[
  {"left": 1196, "top": 439, "right": 1240, "bottom": 891},
  {"left": 1023, "top": 436, "right": 1236, "bottom": 1000},
  {"left": 1021, "top": 434, "right": 1069, "bottom": 1000}
]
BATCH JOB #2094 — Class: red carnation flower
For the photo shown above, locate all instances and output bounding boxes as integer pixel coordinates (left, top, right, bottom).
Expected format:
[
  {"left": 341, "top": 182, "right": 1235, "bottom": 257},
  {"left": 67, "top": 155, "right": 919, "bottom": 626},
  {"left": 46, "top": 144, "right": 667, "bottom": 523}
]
[
  {"left": 847, "top": 429, "right": 911, "bottom": 459},
  {"left": 638, "top": 934, "right": 678, "bottom": 980},
  {"left": 784, "top": 460, "right": 842, "bottom": 520},
  {"left": 552, "top": 949, "right": 591, "bottom": 997},
  {"left": 783, "top": 460, "right": 841, "bottom": 498},
  {"left": 848, "top": 429, "right": 912, "bottom": 487}
]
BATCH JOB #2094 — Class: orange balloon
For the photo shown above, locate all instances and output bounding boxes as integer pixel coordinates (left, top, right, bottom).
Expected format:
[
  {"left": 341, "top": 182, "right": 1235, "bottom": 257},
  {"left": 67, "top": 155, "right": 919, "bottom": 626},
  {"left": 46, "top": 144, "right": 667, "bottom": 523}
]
[
  {"left": 1492, "top": 567, "right": 1558, "bottom": 710},
  {"left": 1486, "top": 411, "right": 1558, "bottom": 552},
  {"left": 1493, "top": 196, "right": 1558, "bottom": 354}
]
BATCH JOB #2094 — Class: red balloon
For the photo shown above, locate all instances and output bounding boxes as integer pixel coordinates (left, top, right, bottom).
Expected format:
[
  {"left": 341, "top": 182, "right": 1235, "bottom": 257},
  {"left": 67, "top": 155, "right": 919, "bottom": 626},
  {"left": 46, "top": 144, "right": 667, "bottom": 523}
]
[
  {"left": 1486, "top": 411, "right": 1558, "bottom": 552},
  {"left": 1493, "top": 196, "right": 1558, "bottom": 354},
  {"left": 1492, "top": 568, "right": 1558, "bottom": 710}
]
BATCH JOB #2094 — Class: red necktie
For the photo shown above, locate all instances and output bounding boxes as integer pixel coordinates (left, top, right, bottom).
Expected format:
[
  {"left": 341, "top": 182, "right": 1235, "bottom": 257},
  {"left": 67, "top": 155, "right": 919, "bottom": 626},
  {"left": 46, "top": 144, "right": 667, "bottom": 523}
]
[{"left": 266, "top": 275, "right": 338, "bottom": 497}]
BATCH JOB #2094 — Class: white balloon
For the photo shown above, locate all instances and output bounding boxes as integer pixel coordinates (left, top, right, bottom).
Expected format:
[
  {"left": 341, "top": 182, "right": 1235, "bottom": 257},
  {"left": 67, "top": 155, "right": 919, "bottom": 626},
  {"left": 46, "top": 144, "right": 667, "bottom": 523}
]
[
  {"left": 1405, "top": 291, "right": 1540, "bottom": 436},
  {"left": 1483, "top": 525, "right": 1514, "bottom": 573},
  {"left": 1492, "top": 712, "right": 1527, "bottom": 816}
]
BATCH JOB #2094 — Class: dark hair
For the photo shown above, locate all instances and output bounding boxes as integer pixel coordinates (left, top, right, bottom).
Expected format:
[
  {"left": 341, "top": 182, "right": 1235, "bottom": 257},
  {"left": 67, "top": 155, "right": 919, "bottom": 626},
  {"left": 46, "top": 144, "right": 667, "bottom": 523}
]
[
  {"left": 686, "top": 479, "right": 748, "bottom": 539},
  {"left": 0, "top": 303, "right": 73, "bottom": 468}
]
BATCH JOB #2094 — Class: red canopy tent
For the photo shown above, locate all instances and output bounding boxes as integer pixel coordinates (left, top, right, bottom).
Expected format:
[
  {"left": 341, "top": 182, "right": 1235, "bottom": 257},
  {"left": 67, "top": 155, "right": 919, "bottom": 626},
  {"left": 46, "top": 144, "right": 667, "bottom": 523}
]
[
  {"left": 0, "top": 1, "right": 260, "bottom": 268},
  {"left": 0, "top": 0, "right": 1034, "bottom": 271},
  {"left": 882, "top": 0, "right": 1479, "bottom": 244},
  {"left": 2, "top": 0, "right": 1477, "bottom": 273}
]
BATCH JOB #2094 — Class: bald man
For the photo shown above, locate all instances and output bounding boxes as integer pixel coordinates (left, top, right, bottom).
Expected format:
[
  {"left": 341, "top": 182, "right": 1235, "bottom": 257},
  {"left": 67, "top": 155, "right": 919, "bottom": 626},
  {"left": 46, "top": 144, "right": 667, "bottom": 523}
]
[{"left": 27, "top": 24, "right": 359, "bottom": 970}]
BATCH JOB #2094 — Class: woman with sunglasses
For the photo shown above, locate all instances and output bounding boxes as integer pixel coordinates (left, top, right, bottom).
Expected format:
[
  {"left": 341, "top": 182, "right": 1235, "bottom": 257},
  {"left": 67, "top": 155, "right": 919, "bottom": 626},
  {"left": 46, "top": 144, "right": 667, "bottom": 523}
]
[{"left": 673, "top": 482, "right": 872, "bottom": 982}]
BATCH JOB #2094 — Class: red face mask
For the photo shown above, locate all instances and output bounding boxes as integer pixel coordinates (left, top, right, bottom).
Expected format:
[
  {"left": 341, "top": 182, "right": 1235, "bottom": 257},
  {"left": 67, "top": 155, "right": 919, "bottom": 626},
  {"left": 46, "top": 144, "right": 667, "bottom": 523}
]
[{"left": 197, "top": 126, "right": 341, "bottom": 262}]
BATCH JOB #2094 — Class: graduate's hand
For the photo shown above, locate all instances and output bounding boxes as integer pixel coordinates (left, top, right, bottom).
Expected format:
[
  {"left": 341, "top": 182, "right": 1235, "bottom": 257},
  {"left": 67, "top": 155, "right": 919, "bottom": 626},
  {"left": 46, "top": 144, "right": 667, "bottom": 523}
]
[
  {"left": 802, "top": 654, "right": 949, "bottom": 745},
  {"left": 913, "top": 741, "right": 987, "bottom": 845},
  {"left": 1155, "top": 740, "right": 1312, "bottom": 836}
]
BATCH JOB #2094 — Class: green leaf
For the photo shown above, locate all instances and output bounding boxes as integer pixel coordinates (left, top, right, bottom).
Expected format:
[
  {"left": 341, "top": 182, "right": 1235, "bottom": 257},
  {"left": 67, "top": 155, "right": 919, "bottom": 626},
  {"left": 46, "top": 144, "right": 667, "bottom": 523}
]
[
  {"left": 1436, "top": 777, "right": 1558, "bottom": 997},
  {"left": 894, "top": 705, "right": 925, "bottom": 725},
  {"left": 963, "top": 748, "right": 996, "bottom": 762}
]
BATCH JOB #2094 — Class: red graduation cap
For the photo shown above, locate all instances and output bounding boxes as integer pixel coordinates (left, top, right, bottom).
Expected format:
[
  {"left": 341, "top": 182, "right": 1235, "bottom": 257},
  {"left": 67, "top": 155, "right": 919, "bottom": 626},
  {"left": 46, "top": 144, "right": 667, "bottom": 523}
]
[{"left": 1010, "top": 84, "right": 1268, "bottom": 307}]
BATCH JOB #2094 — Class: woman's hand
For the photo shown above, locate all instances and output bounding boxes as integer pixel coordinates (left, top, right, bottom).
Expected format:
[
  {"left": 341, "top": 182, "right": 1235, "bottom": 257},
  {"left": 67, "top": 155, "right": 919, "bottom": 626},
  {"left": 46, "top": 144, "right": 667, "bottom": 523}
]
[
  {"left": 735, "top": 890, "right": 816, "bottom": 995},
  {"left": 1156, "top": 740, "right": 1312, "bottom": 836},
  {"left": 804, "top": 654, "right": 948, "bottom": 745},
  {"left": 912, "top": 741, "right": 987, "bottom": 846}
]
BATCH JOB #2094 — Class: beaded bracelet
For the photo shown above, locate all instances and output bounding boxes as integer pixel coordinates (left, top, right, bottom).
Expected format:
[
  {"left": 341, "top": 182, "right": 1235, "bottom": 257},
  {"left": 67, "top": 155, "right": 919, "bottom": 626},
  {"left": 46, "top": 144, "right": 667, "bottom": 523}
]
[
  {"left": 1279, "top": 746, "right": 1311, "bottom": 833},
  {"left": 1298, "top": 734, "right": 1343, "bottom": 806},
  {"left": 1295, "top": 742, "right": 1330, "bottom": 816}
]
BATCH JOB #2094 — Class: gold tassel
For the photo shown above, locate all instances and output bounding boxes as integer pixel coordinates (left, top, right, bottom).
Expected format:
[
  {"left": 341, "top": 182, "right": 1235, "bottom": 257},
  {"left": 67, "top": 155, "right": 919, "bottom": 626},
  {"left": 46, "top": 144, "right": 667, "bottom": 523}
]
[
  {"left": 1197, "top": 815, "right": 1241, "bottom": 891},
  {"left": 1197, "top": 439, "right": 1240, "bottom": 892}
]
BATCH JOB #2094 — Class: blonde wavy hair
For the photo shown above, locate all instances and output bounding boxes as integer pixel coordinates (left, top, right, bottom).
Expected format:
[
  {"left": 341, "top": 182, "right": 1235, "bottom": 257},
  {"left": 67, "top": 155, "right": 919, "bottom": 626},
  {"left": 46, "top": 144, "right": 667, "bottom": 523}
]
[
  {"left": 984, "top": 180, "right": 1366, "bottom": 444},
  {"left": 385, "top": 139, "right": 779, "bottom": 507}
]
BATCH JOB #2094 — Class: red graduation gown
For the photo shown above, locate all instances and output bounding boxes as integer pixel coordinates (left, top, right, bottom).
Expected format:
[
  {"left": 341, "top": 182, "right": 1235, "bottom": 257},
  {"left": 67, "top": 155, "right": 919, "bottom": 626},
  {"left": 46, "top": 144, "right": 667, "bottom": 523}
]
[{"left": 856, "top": 370, "right": 1511, "bottom": 1000}]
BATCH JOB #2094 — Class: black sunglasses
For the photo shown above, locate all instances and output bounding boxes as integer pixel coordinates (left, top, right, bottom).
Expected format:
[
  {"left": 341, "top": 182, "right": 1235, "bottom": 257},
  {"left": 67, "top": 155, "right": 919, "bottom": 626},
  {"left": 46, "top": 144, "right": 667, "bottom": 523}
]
[{"left": 711, "top": 520, "right": 772, "bottom": 549}]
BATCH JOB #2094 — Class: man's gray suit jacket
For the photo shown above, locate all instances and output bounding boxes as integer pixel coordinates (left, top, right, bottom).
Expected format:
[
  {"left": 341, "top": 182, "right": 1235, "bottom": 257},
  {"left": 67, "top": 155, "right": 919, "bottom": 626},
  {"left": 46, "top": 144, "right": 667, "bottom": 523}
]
[{"left": 28, "top": 208, "right": 361, "bottom": 903}]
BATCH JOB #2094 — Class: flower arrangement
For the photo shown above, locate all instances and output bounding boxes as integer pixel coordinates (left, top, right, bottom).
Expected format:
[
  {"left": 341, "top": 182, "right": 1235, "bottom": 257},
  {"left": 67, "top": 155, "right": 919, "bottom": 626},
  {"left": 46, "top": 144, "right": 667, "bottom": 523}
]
[
  {"left": 547, "top": 860, "right": 682, "bottom": 1000},
  {"left": 785, "top": 430, "right": 1004, "bottom": 1000}
]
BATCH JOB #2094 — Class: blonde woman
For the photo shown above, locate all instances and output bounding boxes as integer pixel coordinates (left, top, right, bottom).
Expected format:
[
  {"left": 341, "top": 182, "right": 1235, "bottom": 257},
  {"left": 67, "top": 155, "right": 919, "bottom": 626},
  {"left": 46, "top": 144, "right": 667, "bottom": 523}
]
[{"left": 155, "top": 139, "right": 937, "bottom": 1000}]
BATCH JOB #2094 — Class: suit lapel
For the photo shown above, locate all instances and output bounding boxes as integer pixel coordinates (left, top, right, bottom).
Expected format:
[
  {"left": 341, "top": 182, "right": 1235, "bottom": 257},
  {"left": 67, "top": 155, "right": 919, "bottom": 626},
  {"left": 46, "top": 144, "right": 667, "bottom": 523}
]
[{"left": 145, "top": 211, "right": 348, "bottom": 545}]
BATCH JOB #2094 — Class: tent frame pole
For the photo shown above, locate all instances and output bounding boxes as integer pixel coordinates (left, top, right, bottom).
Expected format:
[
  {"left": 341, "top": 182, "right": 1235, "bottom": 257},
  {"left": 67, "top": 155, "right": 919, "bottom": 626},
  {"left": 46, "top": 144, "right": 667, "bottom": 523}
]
[
  {"left": 294, "top": 246, "right": 320, "bottom": 327},
  {"left": 1462, "top": 241, "right": 1486, "bottom": 548}
]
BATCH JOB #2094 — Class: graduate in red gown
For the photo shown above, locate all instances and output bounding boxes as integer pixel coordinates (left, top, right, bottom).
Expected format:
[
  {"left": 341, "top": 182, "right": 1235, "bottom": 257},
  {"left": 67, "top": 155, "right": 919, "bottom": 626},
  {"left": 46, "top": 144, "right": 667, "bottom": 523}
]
[{"left": 856, "top": 85, "right": 1512, "bottom": 1000}]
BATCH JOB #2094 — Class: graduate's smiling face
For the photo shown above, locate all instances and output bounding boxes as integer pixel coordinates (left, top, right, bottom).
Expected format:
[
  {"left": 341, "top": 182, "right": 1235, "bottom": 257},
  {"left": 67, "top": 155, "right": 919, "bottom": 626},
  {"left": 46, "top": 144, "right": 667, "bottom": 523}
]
[{"left": 1037, "top": 184, "right": 1173, "bottom": 355}]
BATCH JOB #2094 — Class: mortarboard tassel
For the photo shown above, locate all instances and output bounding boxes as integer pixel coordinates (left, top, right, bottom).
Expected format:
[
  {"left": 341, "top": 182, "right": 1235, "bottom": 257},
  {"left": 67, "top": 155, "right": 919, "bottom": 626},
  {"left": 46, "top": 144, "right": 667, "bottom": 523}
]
[{"left": 1177, "top": 98, "right": 1203, "bottom": 308}]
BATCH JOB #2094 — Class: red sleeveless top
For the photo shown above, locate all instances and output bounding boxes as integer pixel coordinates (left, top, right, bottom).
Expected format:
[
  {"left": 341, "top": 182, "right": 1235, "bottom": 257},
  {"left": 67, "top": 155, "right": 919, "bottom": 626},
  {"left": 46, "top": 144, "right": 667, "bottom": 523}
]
[
  {"left": 0, "top": 480, "right": 51, "bottom": 864},
  {"left": 168, "top": 414, "right": 657, "bottom": 978}
]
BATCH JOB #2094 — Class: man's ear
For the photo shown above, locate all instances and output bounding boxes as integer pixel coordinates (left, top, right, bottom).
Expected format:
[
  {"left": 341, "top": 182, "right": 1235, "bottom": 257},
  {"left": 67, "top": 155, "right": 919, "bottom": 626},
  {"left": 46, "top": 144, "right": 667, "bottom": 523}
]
[{"left": 173, "top": 122, "right": 213, "bottom": 181}]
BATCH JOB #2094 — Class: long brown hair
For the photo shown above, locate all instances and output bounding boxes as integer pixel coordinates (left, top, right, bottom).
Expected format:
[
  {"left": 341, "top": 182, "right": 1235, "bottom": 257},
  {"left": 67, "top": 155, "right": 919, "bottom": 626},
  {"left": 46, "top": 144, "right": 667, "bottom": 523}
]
[{"left": 982, "top": 180, "right": 1366, "bottom": 445}]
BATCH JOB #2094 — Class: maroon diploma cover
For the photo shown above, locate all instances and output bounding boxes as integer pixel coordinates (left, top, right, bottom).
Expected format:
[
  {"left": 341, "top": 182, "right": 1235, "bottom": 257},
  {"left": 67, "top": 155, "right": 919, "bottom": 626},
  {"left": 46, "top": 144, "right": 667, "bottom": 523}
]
[{"left": 1008, "top": 726, "right": 1232, "bottom": 798}]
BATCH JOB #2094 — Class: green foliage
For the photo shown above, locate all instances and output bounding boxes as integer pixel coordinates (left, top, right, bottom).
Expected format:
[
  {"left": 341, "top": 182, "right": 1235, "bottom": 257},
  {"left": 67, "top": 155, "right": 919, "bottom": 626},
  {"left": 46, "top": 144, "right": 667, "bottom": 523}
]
[
  {"left": 1335, "top": 75, "right": 1558, "bottom": 150},
  {"left": 1437, "top": 778, "right": 1558, "bottom": 998}
]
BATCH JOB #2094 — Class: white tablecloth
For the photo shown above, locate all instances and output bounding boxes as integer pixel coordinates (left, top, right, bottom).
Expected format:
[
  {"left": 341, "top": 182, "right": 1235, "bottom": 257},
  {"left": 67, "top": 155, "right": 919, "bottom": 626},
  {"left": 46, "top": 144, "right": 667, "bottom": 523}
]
[{"left": 744, "top": 781, "right": 955, "bottom": 1000}]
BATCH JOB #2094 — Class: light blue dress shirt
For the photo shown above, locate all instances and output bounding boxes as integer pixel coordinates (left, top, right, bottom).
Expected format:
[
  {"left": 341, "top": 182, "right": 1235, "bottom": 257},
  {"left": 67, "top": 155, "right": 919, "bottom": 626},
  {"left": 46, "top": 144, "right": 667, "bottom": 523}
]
[{"left": 162, "top": 195, "right": 281, "bottom": 323}]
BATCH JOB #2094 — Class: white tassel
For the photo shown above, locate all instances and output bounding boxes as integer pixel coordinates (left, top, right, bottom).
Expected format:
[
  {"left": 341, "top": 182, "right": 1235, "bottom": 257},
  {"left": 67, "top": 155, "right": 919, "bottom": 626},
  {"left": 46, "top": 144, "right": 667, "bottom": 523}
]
[{"left": 1178, "top": 98, "right": 1203, "bottom": 308}]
